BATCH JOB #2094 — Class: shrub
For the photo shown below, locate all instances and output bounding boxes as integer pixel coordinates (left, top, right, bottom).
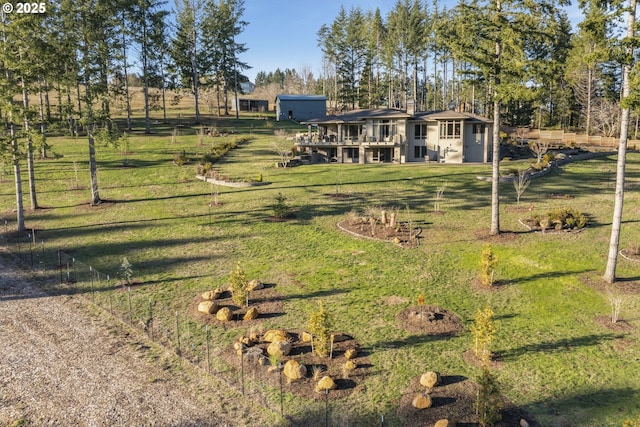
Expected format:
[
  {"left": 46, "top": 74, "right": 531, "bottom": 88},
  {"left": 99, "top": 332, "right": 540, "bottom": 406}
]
[
  {"left": 272, "top": 192, "right": 290, "bottom": 218},
  {"left": 229, "top": 261, "right": 249, "bottom": 306},
  {"left": 532, "top": 208, "right": 587, "bottom": 231},
  {"left": 307, "top": 301, "right": 334, "bottom": 358},
  {"left": 119, "top": 257, "right": 134, "bottom": 285},
  {"left": 470, "top": 306, "right": 496, "bottom": 363},
  {"left": 479, "top": 244, "right": 497, "bottom": 287}
]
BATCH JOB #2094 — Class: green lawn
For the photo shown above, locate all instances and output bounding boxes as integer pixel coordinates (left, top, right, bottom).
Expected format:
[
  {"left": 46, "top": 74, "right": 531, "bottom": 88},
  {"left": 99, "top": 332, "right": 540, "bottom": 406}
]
[{"left": 2, "top": 115, "right": 640, "bottom": 426}]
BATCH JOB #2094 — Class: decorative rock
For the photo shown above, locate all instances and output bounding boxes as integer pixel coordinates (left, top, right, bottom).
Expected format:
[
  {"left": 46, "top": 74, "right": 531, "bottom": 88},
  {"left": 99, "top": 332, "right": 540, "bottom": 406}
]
[
  {"left": 420, "top": 371, "right": 441, "bottom": 389},
  {"left": 240, "top": 337, "right": 252, "bottom": 346},
  {"left": 216, "top": 307, "right": 232, "bottom": 321},
  {"left": 435, "top": 420, "right": 454, "bottom": 427},
  {"left": 267, "top": 340, "right": 291, "bottom": 357},
  {"left": 263, "top": 329, "right": 288, "bottom": 343},
  {"left": 344, "top": 360, "right": 357, "bottom": 371},
  {"left": 243, "top": 306, "right": 259, "bottom": 320},
  {"left": 247, "top": 279, "right": 264, "bottom": 291},
  {"left": 344, "top": 348, "right": 357, "bottom": 360},
  {"left": 314, "top": 376, "right": 337, "bottom": 393},
  {"left": 393, "top": 237, "right": 402, "bottom": 244},
  {"left": 233, "top": 342, "right": 244, "bottom": 352},
  {"left": 301, "top": 332, "right": 313, "bottom": 343},
  {"left": 245, "top": 346, "right": 264, "bottom": 364},
  {"left": 201, "top": 288, "right": 222, "bottom": 300},
  {"left": 283, "top": 360, "right": 307, "bottom": 381},
  {"left": 197, "top": 300, "right": 218, "bottom": 315},
  {"left": 520, "top": 419, "right": 530, "bottom": 427},
  {"left": 411, "top": 393, "right": 432, "bottom": 409}
]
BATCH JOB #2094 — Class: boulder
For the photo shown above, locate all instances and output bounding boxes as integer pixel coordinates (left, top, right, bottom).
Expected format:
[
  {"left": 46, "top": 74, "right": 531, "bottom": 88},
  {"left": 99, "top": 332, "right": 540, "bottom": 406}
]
[
  {"left": 434, "top": 420, "right": 454, "bottom": 427},
  {"left": 247, "top": 279, "right": 264, "bottom": 291},
  {"left": 301, "top": 331, "right": 313, "bottom": 343},
  {"left": 216, "top": 307, "right": 232, "bottom": 321},
  {"left": 344, "top": 348, "right": 357, "bottom": 360},
  {"left": 245, "top": 346, "right": 264, "bottom": 365},
  {"left": 411, "top": 393, "right": 432, "bottom": 409},
  {"left": 520, "top": 420, "right": 530, "bottom": 427},
  {"left": 267, "top": 340, "right": 291, "bottom": 357},
  {"left": 283, "top": 360, "right": 307, "bottom": 381},
  {"left": 243, "top": 307, "right": 259, "bottom": 320},
  {"left": 420, "top": 371, "right": 441, "bottom": 389},
  {"left": 263, "top": 329, "right": 288, "bottom": 343},
  {"left": 197, "top": 300, "right": 218, "bottom": 315},
  {"left": 314, "top": 376, "right": 337, "bottom": 393},
  {"left": 201, "top": 288, "right": 223, "bottom": 301}
]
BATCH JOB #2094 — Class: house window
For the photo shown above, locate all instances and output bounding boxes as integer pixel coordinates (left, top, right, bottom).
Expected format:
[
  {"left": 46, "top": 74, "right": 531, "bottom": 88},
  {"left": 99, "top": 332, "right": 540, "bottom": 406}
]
[
  {"left": 414, "top": 146, "right": 427, "bottom": 158},
  {"left": 473, "top": 124, "right": 484, "bottom": 134},
  {"left": 372, "top": 120, "right": 397, "bottom": 141},
  {"left": 439, "top": 121, "right": 461, "bottom": 139},
  {"left": 414, "top": 124, "right": 427, "bottom": 139}
]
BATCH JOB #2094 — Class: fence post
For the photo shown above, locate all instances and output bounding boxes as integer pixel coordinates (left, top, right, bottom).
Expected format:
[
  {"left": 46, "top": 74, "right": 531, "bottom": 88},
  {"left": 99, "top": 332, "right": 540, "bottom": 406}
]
[{"left": 175, "top": 311, "right": 181, "bottom": 356}]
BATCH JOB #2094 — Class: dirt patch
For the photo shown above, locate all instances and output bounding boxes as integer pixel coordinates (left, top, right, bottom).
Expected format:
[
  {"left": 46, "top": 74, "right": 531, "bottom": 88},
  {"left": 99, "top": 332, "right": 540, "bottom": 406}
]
[
  {"left": 221, "top": 331, "right": 372, "bottom": 401},
  {"left": 187, "top": 285, "right": 284, "bottom": 326},
  {"left": 594, "top": 315, "right": 636, "bottom": 333},
  {"left": 474, "top": 229, "right": 522, "bottom": 243},
  {"left": 337, "top": 219, "right": 421, "bottom": 248},
  {"left": 620, "top": 249, "right": 640, "bottom": 263},
  {"left": 383, "top": 295, "right": 409, "bottom": 306},
  {"left": 397, "top": 374, "right": 537, "bottom": 426},
  {"left": 396, "top": 305, "right": 464, "bottom": 336}
]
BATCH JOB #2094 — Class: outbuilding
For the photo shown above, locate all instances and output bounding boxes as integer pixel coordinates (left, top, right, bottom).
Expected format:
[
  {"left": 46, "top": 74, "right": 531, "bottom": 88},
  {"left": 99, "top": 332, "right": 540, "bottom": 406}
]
[{"left": 275, "top": 94, "right": 327, "bottom": 122}]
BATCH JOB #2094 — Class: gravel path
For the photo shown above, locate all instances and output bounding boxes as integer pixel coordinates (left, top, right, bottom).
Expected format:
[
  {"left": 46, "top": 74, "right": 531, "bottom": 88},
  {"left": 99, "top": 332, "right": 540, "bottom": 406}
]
[{"left": 0, "top": 252, "right": 241, "bottom": 427}]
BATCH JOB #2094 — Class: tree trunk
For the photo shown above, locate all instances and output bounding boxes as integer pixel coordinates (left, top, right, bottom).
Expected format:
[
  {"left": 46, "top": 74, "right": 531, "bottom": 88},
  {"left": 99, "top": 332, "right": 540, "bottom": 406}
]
[
  {"left": 11, "top": 124, "right": 25, "bottom": 232},
  {"left": 604, "top": 0, "right": 636, "bottom": 283},
  {"left": 88, "top": 126, "right": 101, "bottom": 206},
  {"left": 490, "top": 6, "right": 502, "bottom": 237},
  {"left": 21, "top": 74, "right": 39, "bottom": 210}
]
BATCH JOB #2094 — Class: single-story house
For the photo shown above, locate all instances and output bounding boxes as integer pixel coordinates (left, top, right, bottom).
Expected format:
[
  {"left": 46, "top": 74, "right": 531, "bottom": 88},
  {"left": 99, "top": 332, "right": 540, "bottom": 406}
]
[
  {"left": 275, "top": 94, "right": 327, "bottom": 122},
  {"left": 298, "top": 108, "right": 492, "bottom": 164}
]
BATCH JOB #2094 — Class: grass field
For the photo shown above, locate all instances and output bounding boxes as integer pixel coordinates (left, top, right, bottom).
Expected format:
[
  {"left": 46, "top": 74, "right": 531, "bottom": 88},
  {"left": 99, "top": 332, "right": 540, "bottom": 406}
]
[{"left": 2, "top": 113, "right": 640, "bottom": 426}]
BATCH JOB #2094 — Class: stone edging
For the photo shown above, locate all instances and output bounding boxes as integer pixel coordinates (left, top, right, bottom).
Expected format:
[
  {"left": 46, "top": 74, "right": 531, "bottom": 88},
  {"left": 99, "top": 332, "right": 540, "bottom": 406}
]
[
  {"left": 196, "top": 175, "right": 269, "bottom": 188},
  {"left": 517, "top": 218, "right": 585, "bottom": 234},
  {"left": 336, "top": 220, "right": 421, "bottom": 248},
  {"left": 619, "top": 249, "right": 640, "bottom": 263}
]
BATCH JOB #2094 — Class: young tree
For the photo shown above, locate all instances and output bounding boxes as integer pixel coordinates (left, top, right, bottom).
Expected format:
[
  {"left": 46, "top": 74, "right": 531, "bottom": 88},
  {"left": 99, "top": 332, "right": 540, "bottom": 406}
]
[
  {"left": 307, "top": 300, "right": 334, "bottom": 358},
  {"left": 470, "top": 306, "right": 496, "bottom": 363},
  {"left": 475, "top": 366, "right": 502, "bottom": 427},
  {"left": 513, "top": 170, "right": 530, "bottom": 205},
  {"left": 229, "top": 261, "right": 249, "bottom": 306}
]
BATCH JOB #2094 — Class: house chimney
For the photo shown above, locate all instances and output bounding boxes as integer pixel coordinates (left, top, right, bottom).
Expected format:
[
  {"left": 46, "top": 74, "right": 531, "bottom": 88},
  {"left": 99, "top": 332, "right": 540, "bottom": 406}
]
[{"left": 406, "top": 99, "right": 416, "bottom": 116}]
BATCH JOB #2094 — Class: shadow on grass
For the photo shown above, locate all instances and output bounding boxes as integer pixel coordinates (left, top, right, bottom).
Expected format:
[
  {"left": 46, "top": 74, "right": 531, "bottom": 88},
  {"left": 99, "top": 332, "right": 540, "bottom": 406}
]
[
  {"left": 523, "top": 386, "right": 640, "bottom": 426},
  {"left": 499, "top": 268, "right": 595, "bottom": 286},
  {"left": 500, "top": 332, "right": 626, "bottom": 361}
]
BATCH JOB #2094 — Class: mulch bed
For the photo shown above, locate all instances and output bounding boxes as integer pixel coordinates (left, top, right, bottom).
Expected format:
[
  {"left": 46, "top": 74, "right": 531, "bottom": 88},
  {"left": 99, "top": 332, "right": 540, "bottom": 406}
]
[
  {"left": 337, "top": 220, "right": 421, "bottom": 248},
  {"left": 221, "top": 331, "right": 372, "bottom": 401},
  {"left": 396, "top": 305, "right": 464, "bottom": 336},
  {"left": 398, "top": 374, "right": 538, "bottom": 427},
  {"left": 594, "top": 315, "right": 636, "bottom": 333}
]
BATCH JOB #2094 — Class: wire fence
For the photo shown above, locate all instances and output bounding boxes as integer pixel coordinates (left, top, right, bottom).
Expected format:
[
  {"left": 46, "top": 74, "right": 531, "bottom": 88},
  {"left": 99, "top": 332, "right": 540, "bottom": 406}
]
[{"left": 0, "top": 218, "right": 357, "bottom": 426}]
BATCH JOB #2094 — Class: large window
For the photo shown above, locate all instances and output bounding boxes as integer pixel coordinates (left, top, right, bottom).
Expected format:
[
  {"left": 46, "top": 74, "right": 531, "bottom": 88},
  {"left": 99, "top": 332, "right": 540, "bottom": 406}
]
[
  {"left": 372, "top": 120, "right": 397, "bottom": 141},
  {"left": 472, "top": 123, "right": 484, "bottom": 134},
  {"left": 414, "top": 124, "right": 427, "bottom": 139},
  {"left": 439, "top": 121, "right": 461, "bottom": 139}
]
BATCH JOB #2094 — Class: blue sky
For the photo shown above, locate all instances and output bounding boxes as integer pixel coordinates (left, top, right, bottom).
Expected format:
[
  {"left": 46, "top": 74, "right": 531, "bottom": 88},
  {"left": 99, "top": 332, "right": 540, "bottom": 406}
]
[{"left": 235, "top": 0, "right": 583, "bottom": 83}]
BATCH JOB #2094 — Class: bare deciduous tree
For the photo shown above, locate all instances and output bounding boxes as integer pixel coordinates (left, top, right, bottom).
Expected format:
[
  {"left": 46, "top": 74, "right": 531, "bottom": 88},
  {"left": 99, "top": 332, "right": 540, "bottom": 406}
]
[{"left": 513, "top": 170, "right": 530, "bottom": 205}]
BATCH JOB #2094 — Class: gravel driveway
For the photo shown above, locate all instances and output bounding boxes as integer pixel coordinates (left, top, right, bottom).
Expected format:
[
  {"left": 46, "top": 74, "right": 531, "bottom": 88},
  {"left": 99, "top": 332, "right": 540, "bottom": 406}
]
[{"left": 0, "top": 252, "right": 243, "bottom": 426}]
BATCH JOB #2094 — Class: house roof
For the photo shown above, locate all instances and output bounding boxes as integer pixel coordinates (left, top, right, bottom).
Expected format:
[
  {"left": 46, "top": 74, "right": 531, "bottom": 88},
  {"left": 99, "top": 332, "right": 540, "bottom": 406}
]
[
  {"left": 275, "top": 94, "right": 327, "bottom": 102},
  {"left": 414, "top": 110, "right": 492, "bottom": 123},
  {"left": 302, "top": 108, "right": 412, "bottom": 124}
]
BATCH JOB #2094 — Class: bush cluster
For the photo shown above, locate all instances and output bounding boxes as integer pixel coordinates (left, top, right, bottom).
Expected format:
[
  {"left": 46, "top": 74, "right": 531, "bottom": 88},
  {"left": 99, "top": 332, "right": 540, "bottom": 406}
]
[{"left": 532, "top": 207, "right": 587, "bottom": 231}]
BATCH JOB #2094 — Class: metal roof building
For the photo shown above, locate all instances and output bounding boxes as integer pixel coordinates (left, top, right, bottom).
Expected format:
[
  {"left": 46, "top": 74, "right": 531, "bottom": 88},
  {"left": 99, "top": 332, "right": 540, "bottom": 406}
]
[{"left": 275, "top": 95, "right": 327, "bottom": 122}]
